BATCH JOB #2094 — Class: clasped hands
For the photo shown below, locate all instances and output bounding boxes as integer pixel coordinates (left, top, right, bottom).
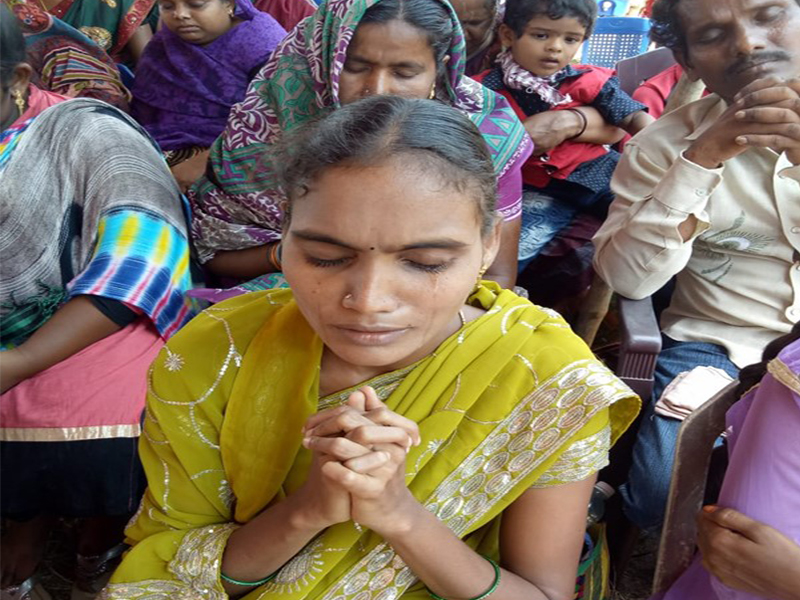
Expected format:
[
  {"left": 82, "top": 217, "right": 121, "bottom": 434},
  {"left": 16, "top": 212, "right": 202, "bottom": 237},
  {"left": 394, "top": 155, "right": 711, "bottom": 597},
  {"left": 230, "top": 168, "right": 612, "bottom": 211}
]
[
  {"left": 687, "top": 76, "right": 800, "bottom": 168},
  {"left": 297, "top": 386, "right": 422, "bottom": 536}
]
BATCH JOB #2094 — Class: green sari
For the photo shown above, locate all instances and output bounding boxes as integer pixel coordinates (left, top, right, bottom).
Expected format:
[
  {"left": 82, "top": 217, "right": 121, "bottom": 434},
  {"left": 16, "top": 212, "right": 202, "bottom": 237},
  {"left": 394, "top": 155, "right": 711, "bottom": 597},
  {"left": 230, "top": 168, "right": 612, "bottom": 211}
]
[
  {"left": 101, "top": 284, "right": 639, "bottom": 599},
  {"left": 19, "top": 0, "right": 155, "bottom": 59}
]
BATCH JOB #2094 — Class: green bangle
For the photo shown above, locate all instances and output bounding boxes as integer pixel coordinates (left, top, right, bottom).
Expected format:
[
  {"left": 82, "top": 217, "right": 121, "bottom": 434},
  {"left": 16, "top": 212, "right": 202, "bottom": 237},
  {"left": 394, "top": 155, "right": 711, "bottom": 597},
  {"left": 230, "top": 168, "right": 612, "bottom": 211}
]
[
  {"left": 220, "top": 570, "right": 277, "bottom": 587},
  {"left": 426, "top": 556, "right": 500, "bottom": 600}
]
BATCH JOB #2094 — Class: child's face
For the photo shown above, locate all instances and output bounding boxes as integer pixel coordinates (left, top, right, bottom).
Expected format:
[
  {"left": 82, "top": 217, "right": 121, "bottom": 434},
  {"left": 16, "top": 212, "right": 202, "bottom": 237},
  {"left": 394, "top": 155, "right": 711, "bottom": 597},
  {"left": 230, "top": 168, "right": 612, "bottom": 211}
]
[
  {"left": 159, "top": 0, "right": 236, "bottom": 45},
  {"left": 499, "top": 14, "right": 587, "bottom": 77}
]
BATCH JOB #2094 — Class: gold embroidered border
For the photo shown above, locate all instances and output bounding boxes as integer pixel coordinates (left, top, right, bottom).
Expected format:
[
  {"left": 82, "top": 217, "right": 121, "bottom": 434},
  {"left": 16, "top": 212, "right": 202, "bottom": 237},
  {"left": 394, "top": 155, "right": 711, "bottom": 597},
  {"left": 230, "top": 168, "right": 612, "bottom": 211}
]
[
  {"left": 0, "top": 423, "right": 140, "bottom": 442},
  {"left": 99, "top": 523, "right": 238, "bottom": 599},
  {"left": 768, "top": 357, "right": 800, "bottom": 397},
  {"left": 529, "top": 425, "right": 611, "bottom": 489}
]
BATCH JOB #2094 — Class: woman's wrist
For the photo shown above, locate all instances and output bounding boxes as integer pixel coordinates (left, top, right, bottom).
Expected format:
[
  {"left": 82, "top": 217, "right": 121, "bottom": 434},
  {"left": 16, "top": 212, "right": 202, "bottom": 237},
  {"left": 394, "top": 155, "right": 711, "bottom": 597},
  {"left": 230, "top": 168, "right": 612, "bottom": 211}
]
[
  {"left": 266, "top": 241, "right": 282, "bottom": 272},
  {"left": 564, "top": 108, "right": 588, "bottom": 140},
  {"left": 287, "top": 484, "right": 343, "bottom": 533},
  {"left": 367, "top": 493, "right": 426, "bottom": 540}
]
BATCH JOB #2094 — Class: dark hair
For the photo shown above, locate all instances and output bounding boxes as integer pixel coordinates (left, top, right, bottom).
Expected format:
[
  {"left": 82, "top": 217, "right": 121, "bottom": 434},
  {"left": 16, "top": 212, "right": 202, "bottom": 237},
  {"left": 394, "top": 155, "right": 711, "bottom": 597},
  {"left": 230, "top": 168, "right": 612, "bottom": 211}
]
[
  {"left": 737, "top": 321, "right": 800, "bottom": 396},
  {"left": 650, "top": 0, "right": 800, "bottom": 54},
  {"left": 503, "top": 0, "right": 597, "bottom": 38},
  {"left": 359, "top": 0, "right": 454, "bottom": 92},
  {"left": 649, "top": 0, "right": 685, "bottom": 53},
  {"left": 277, "top": 95, "right": 498, "bottom": 235},
  {"left": 0, "top": 4, "right": 26, "bottom": 90}
]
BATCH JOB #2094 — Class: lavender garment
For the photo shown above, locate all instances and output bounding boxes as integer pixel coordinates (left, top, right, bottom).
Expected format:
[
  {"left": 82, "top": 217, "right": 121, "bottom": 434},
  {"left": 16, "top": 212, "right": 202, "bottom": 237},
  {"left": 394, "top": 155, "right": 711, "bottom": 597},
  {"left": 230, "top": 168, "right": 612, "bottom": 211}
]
[
  {"left": 131, "top": 0, "right": 285, "bottom": 151},
  {"left": 653, "top": 340, "right": 800, "bottom": 600}
]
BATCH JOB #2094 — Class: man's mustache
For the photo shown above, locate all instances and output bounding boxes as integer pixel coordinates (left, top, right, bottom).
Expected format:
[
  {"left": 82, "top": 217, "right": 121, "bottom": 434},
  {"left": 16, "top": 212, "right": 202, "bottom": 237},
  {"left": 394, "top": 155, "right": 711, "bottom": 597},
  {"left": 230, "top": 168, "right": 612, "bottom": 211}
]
[{"left": 725, "top": 51, "right": 792, "bottom": 76}]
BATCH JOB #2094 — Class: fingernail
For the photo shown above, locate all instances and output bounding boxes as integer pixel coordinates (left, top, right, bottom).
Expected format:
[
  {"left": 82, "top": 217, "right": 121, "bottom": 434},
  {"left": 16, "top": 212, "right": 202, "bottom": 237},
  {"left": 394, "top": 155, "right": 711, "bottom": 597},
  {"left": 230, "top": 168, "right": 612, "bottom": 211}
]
[
  {"left": 735, "top": 136, "right": 747, "bottom": 145},
  {"left": 703, "top": 505, "right": 717, "bottom": 513},
  {"left": 302, "top": 437, "right": 312, "bottom": 447},
  {"left": 735, "top": 110, "right": 745, "bottom": 119}
]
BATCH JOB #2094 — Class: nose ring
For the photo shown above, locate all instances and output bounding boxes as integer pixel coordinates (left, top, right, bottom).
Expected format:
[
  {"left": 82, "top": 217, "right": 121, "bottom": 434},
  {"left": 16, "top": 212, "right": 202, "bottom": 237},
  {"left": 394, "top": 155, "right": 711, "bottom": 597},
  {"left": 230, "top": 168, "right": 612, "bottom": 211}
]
[{"left": 344, "top": 293, "right": 353, "bottom": 301}]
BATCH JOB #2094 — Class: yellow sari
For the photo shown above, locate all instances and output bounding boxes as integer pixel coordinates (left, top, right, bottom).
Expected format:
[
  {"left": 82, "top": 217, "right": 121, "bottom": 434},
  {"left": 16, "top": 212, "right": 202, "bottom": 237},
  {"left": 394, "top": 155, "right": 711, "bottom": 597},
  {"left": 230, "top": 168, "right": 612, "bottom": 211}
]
[{"left": 101, "top": 283, "right": 639, "bottom": 599}]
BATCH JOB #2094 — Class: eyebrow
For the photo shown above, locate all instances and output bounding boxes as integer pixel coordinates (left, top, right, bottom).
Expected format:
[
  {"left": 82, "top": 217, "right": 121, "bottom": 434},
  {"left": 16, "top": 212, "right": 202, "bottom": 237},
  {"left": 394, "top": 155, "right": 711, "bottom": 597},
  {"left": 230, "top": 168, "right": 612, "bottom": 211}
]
[
  {"left": 345, "top": 55, "right": 425, "bottom": 70},
  {"left": 291, "top": 230, "right": 470, "bottom": 252},
  {"left": 527, "top": 26, "right": 585, "bottom": 36}
]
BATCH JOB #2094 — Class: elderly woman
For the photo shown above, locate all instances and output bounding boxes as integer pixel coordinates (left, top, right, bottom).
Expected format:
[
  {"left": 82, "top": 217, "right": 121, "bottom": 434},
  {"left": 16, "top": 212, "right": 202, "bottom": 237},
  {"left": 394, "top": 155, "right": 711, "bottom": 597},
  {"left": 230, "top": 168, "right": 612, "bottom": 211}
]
[
  {"left": 189, "top": 0, "right": 534, "bottom": 289},
  {"left": 102, "top": 95, "right": 638, "bottom": 600},
  {"left": 0, "top": 6, "right": 194, "bottom": 599}
]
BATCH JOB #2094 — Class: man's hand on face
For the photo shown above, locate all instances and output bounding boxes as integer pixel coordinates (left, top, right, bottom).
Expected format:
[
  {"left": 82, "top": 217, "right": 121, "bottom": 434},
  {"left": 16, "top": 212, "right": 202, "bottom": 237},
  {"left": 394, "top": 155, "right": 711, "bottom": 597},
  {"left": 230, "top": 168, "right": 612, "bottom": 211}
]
[{"left": 685, "top": 76, "right": 800, "bottom": 168}]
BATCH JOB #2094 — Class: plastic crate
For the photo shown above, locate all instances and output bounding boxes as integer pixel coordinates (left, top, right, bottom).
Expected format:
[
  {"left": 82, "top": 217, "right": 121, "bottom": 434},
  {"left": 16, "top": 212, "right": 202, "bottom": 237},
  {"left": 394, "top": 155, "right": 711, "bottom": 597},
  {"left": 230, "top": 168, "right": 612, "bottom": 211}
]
[{"left": 582, "top": 17, "right": 651, "bottom": 69}]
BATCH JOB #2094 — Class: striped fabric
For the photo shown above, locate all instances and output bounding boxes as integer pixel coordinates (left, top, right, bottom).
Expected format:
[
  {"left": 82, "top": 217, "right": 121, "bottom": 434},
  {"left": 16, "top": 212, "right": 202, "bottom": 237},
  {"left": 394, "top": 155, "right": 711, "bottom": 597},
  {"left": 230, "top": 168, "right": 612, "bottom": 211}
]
[
  {"left": 69, "top": 208, "right": 194, "bottom": 339},
  {"left": 0, "top": 119, "right": 32, "bottom": 172}
]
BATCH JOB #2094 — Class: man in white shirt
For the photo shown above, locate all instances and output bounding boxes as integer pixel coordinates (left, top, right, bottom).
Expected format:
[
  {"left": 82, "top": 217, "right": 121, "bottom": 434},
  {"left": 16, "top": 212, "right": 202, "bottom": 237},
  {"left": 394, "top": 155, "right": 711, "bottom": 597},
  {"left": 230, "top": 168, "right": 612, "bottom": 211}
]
[{"left": 593, "top": 0, "right": 800, "bottom": 530}]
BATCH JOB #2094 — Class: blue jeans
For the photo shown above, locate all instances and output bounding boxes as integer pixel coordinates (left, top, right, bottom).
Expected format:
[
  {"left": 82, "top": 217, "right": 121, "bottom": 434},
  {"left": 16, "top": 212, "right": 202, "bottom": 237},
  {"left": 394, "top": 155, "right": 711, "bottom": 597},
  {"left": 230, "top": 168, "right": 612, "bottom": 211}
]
[
  {"left": 619, "top": 336, "right": 739, "bottom": 531},
  {"left": 518, "top": 188, "right": 577, "bottom": 267}
]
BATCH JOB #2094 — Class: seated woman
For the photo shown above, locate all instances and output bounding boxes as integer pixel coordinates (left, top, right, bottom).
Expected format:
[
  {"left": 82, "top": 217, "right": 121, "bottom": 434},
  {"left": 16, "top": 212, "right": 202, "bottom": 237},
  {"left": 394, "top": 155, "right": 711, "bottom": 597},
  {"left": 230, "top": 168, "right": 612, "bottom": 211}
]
[
  {"left": 0, "top": 6, "right": 194, "bottom": 599},
  {"left": 102, "top": 95, "right": 639, "bottom": 600},
  {"left": 653, "top": 323, "right": 800, "bottom": 600},
  {"left": 189, "top": 0, "right": 535, "bottom": 290},
  {"left": 13, "top": 0, "right": 156, "bottom": 63},
  {"left": 452, "top": 0, "right": 504, "bottom": 77},
  {"left": 131, "top": 0, "right": 285, "bottom": 183},
  {"left": 7, "top": 0, "right": 131, "bottom": 110}
]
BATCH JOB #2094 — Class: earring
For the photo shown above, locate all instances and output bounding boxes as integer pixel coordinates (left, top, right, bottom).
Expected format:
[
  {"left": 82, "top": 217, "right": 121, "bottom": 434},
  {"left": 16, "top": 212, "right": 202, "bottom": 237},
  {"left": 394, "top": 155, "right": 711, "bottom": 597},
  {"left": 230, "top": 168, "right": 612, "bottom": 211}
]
[
  {"left": 474, "top": 265, "right": 487, "bottom": 290},
  {"left": 428, "top": 85, "right": 436, "bottom": 100},
  {"left": 228, "top": 7, "right": 234, "bottom": 17},
  {"left": 12, "top": 89, "right": 25, "bottom": 116}
]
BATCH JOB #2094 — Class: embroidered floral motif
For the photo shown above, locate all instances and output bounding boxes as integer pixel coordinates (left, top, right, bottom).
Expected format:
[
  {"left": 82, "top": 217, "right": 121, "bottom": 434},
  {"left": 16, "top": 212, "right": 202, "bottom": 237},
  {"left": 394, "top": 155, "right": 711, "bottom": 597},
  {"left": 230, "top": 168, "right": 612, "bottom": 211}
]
[
  {"left": 529, "top": 425, "right": 611, "bottom": 488},
  {"left": 262, "top": 538, "right": 326, "bottom": 594},
  {"left": 164, "top": 349, "right": 184, "bottom": 372},
  {"left": 99, "top": 524, "right": 237, "bottom": 599}
]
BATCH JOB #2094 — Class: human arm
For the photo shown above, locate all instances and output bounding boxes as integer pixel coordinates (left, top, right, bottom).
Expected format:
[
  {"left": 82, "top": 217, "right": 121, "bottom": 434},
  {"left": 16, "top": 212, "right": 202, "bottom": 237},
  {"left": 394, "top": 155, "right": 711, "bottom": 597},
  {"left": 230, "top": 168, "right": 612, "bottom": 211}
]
[
  {"left": 205, "top": 241, "right": 282, "bottom": 278},
  {"left": 696, "top": 507, "right": 800, "bottom": 600},
  {"left": 171, "top": 150, "right": 210, "bottom": 194},
  {"left": 617, "top": 109, "right": 655, "bottom": 137},
  {"left": 0, "top": 296, "right": 123, "bottom": 393},
  {"left": 592, "top": 121, "right": 723, "bottom": 299},
  {"left": 523, "top": 107, "right": 624, "bottom": 156},
  {"left": 126, "top": 24, "right": 153, "bottom": 64}
]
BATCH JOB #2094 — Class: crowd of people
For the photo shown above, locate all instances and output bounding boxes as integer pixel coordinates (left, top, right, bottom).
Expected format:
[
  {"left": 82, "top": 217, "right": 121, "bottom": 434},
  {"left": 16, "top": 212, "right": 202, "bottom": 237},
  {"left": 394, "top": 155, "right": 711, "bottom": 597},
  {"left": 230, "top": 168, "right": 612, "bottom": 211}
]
[{"left": 1, "top": 0, "right": 798, "bottom": 598}]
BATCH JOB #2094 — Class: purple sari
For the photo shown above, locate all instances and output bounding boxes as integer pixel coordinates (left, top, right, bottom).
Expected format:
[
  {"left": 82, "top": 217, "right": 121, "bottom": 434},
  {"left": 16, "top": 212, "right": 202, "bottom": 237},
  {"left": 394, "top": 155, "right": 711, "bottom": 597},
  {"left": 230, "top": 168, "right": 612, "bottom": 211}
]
[
  {"left": 131, "top": 0, "right": 286, "bottom": 151},
  {"left": 653, "top": 340, "right": 800, "bottom": 600}
]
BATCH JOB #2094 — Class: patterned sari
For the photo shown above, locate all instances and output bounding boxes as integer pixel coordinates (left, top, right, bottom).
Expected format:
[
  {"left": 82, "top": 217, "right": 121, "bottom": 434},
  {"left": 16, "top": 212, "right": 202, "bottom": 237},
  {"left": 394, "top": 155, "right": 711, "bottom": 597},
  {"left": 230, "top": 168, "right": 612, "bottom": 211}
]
[
  {"left": 15, "top": 0, "right": 155, "bottom": 60},
  {"left": 6, "top": 0, "right": 130, "bottom": 109},
  {"left": 188, "top": 0, "right": 533, "bottom": 263},
  {"left": 102, "top": 283, "right": 639, "bottom": 599}
]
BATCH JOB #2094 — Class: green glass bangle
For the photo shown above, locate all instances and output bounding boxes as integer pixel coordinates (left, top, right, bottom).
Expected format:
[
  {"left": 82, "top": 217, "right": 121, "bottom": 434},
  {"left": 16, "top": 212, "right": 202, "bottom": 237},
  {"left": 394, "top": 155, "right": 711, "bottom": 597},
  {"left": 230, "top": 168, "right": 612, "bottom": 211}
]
[
  {"left": 426, "top": 556, "right": 500, "bottom": 600},
  {"left": 220, "top": 570, "right": 277, "bottom": 587}
]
